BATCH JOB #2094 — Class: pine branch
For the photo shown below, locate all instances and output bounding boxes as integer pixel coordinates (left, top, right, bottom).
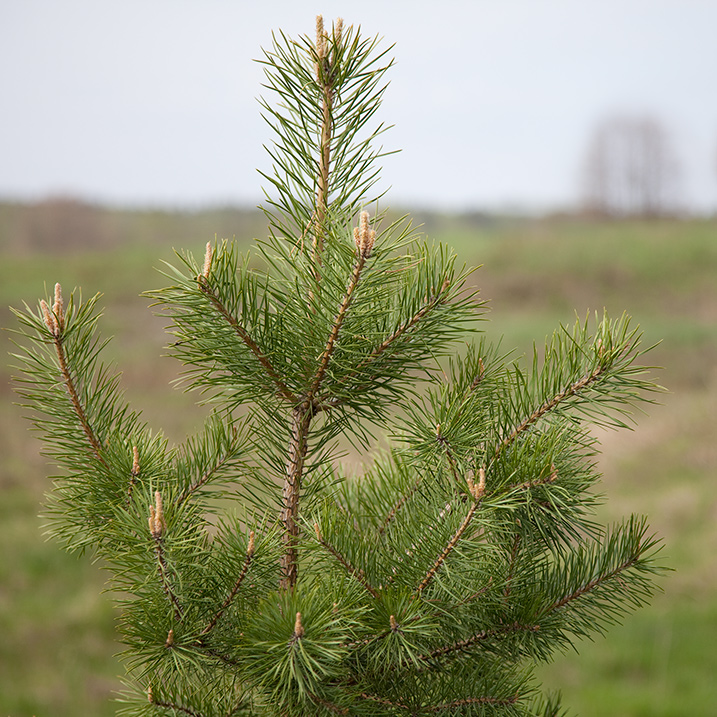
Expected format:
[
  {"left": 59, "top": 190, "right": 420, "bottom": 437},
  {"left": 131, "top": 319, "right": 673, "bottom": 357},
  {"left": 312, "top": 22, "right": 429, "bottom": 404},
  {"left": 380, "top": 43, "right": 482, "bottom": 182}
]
[
  {"left": 177, "top": 426, "right": 243, "bottom": 506},
  {"left": 198, "top": 275, "right": 298, "bottom": 404},
  {"left": 310, "top": 258, "right": 364, "bottom": 395},
  {"left": 378, "top": 473, "right": 422, "bottom": 537},
  {"left": 314, "top": 523, "right": 378, "bottom": 598},
  {"left": 537, "top": 516, "right": 665, "bottom": 639},
  {"left": 497, "top": 361, "right": 608, "bottom": 457},
  {"left": 429, "top": 695, "right": 520, "bottom": 712},
  {"left": 416, "top": 469, "right": 486, "bottom": 593},
  {"left": 547, "top": 552, "right": 642, "bottom": 613},
  {"left": 357, "top": 692, "right": 410, "bottom": 710},
  {"left": 149, "top": 491, "right": 184, "bottom": 623},
  {"left": 319, "top": 277, "right": 452, "bottom": 410},
  {"left": 309, "top": 215, "right": 374, "bottom": 400},
  {"left": 153, "top": 539, "right": 184, "bottom": 623},
  {"left": 307, "top": 690, "right": 349, "bottom": 716},
  {"left": 504, "top": 533, "right": 522, "bottom": 598},
  {"left": 435, "top": 425, "right": 467, "bottom": 492},
  {"left": 423, "top": 623, "right": 541, "bottom": 663},
  {"left": 126, "top": 445, "right": 140, "bottom": 506},
  {"left": 201, "top": 532, "right": 255, "bottom": 636},
  {"left": 40, "top": 293, "right": 108, "bottom": 468},
  {"left": 148, "top": 691, "right": 204, "bottom": 717}
]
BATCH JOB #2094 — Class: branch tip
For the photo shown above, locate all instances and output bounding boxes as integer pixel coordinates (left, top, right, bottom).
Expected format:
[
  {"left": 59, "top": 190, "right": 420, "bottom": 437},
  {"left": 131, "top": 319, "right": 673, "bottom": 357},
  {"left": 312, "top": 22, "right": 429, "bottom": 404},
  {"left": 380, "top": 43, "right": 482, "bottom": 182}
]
[
  {"left": 165, "top": 628, "right": 174, "bottom": 648},
  {"left": 389, "top": 614, "right": 399, "bottom": 632},
  {"left": 247, "top": 530, "right": 256, "bottom": 557}
]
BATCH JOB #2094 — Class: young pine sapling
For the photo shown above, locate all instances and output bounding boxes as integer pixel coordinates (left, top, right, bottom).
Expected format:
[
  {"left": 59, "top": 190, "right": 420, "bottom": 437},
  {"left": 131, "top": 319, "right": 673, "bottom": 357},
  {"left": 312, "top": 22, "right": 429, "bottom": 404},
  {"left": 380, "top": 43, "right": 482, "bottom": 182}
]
[{"left": 13, "top": 16, "right": 665, "bottom": 717}]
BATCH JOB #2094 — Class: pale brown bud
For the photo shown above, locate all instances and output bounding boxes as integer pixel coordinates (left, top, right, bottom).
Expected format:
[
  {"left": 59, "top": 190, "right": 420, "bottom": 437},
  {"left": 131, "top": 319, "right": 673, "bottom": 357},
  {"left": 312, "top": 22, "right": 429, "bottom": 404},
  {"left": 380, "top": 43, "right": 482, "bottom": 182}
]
[
  {"left": 314, "top": 522, "right": 322, "bottom": 541},
  {"left": 315, "top": 15, "right": 327, "bottom": 80},
  {"left": 40, "top": 299, "right": 57, "bottom": 335},
  {"left": 467, "top": 467, "right": 486, "bottom": 501},
  {"left": 294, "top": 611, "right": 304, "bottom": 638},
  {"left": 334, "top": 17, "right": 344, "bottom": 45},
  {"left": 549, "top": 463, "right": 558, "bottom": 482},
  {"left": 247, "top": 530, "right": 256, "bottom": 557},
  {"left": 165, "top": 628, "right": 174, "bottom": 647},
  {"left": 53, "top": 283, "right": 64, "bottom": 330},
  {"left": 389, "top": 614, "right": 398, "bottom": 632},
  {"left": 149, "top": 490, "right": 166, "bottom": 539},
  {"left": 147, "top": 684, "right": 154, "bottom": 703},
  {"left": 316, "top": 15, "right": 326, "bottom": 56},
  {"left": 202, "top": 242, "right": 213, "bottom": 278},
  {"left": 359, "top": 210, "right": 370, "bottom": 239},
  {"left": 366, "top": 230, "right": 376, "bottom": 256},
  {"left": 355, "top": 211, "right": 375, "bottom": 258},
  {"left": 132, "top": 445, "right": 140, "bottom": 477},
  {"left": 466, "top": 475, "right": 476, "bottom": 498}
]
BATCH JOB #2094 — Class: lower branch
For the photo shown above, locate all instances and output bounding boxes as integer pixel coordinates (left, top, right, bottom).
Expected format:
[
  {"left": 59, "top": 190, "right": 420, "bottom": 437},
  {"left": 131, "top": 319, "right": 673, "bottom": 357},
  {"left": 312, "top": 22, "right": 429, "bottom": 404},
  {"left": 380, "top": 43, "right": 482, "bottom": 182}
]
[
  {"left": 547, "top": 553, "right": 642, "bottom": 613},
  {"left": 307, "top": 691, "right": 348, "bottom": 716},
  {"left": 148, "top": 693, "right": 203, "bottom": 717},
  {"left": 429, "top": 695, "right": 520, "bottom": 712},
  {"left": 201, "top": 533, "right": 255, "bottom": 636},
  {"left": 358, "top": 692, "right": 410, "bottom": 711},
  {"left": 314, "top": 524, "right": 378, "bottom": 598},
  {"left": 424, "top": 622, "right": 540, "bottom": 663}
]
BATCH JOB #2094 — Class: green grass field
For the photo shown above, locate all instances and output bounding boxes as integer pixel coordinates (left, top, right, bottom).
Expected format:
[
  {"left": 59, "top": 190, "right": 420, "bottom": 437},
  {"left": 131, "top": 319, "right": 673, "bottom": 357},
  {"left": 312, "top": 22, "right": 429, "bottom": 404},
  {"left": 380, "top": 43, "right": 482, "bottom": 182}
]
[{"left": 1, "top": 205, "right": 716, "bottom": 716}]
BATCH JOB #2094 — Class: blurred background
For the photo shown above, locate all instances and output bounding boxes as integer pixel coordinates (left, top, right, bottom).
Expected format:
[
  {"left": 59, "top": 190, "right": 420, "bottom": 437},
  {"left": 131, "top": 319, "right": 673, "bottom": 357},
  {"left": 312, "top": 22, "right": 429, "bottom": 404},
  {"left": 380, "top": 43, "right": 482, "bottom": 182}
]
[{"left": 1, "top": 1, "right": 716, "bottom": 715}]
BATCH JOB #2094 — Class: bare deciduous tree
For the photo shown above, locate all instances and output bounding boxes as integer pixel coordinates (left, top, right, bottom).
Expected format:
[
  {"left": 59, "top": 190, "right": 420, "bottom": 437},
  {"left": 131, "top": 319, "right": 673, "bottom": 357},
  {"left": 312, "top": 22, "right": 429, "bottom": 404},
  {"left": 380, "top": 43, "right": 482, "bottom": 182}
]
[{"left": 582, "top": 115, "right": 681, "bottom": 218}]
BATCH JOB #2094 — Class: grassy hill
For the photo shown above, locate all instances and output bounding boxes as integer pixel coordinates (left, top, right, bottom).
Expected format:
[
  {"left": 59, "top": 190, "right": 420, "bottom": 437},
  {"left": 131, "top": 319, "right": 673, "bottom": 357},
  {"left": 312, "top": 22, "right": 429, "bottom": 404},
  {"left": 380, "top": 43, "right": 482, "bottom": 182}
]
[{"left": 1, "top": 200, "right": 716, "bottom": 715}]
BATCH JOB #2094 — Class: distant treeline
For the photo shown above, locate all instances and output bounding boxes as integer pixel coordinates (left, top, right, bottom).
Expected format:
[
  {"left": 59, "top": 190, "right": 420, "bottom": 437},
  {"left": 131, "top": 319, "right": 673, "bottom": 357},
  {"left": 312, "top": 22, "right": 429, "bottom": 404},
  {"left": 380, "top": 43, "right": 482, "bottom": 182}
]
[
  {"left": 0, "top": 198, "right": 271, "bottom": 254},
  {"left": 0, "top": 198, "right": 532, "bottom": 255}
]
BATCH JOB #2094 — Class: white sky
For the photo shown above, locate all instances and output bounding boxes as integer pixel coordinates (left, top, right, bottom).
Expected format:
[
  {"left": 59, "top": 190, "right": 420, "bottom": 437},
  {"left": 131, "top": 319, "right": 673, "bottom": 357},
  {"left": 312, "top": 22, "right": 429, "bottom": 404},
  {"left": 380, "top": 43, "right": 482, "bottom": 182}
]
[{"left": 1, "top": 0, "right": 716, "bottom": 212}]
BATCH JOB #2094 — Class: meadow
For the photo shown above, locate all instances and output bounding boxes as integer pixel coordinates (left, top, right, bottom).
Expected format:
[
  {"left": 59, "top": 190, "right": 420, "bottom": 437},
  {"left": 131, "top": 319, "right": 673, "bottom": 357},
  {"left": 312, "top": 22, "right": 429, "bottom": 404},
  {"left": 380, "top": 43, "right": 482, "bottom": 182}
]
[{"left": 1, "top": 201, "right": 715, "bottom": 716}]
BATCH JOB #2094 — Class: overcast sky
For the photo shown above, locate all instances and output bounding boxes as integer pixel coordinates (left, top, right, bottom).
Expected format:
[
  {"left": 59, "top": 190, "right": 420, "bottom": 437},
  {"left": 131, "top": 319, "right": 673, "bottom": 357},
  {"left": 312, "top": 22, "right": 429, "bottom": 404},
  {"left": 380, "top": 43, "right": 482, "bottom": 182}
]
[{"left": 2, "top": 0, "right": 716, "bottom": 212}]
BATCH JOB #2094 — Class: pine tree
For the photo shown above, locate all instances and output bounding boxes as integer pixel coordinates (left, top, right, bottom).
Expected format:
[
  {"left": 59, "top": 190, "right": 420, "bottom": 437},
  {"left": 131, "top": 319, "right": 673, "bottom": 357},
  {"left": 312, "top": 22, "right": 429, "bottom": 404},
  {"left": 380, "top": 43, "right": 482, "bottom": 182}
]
[{"left": 12, "top": 16, "right": 665, "bottom": 717}]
